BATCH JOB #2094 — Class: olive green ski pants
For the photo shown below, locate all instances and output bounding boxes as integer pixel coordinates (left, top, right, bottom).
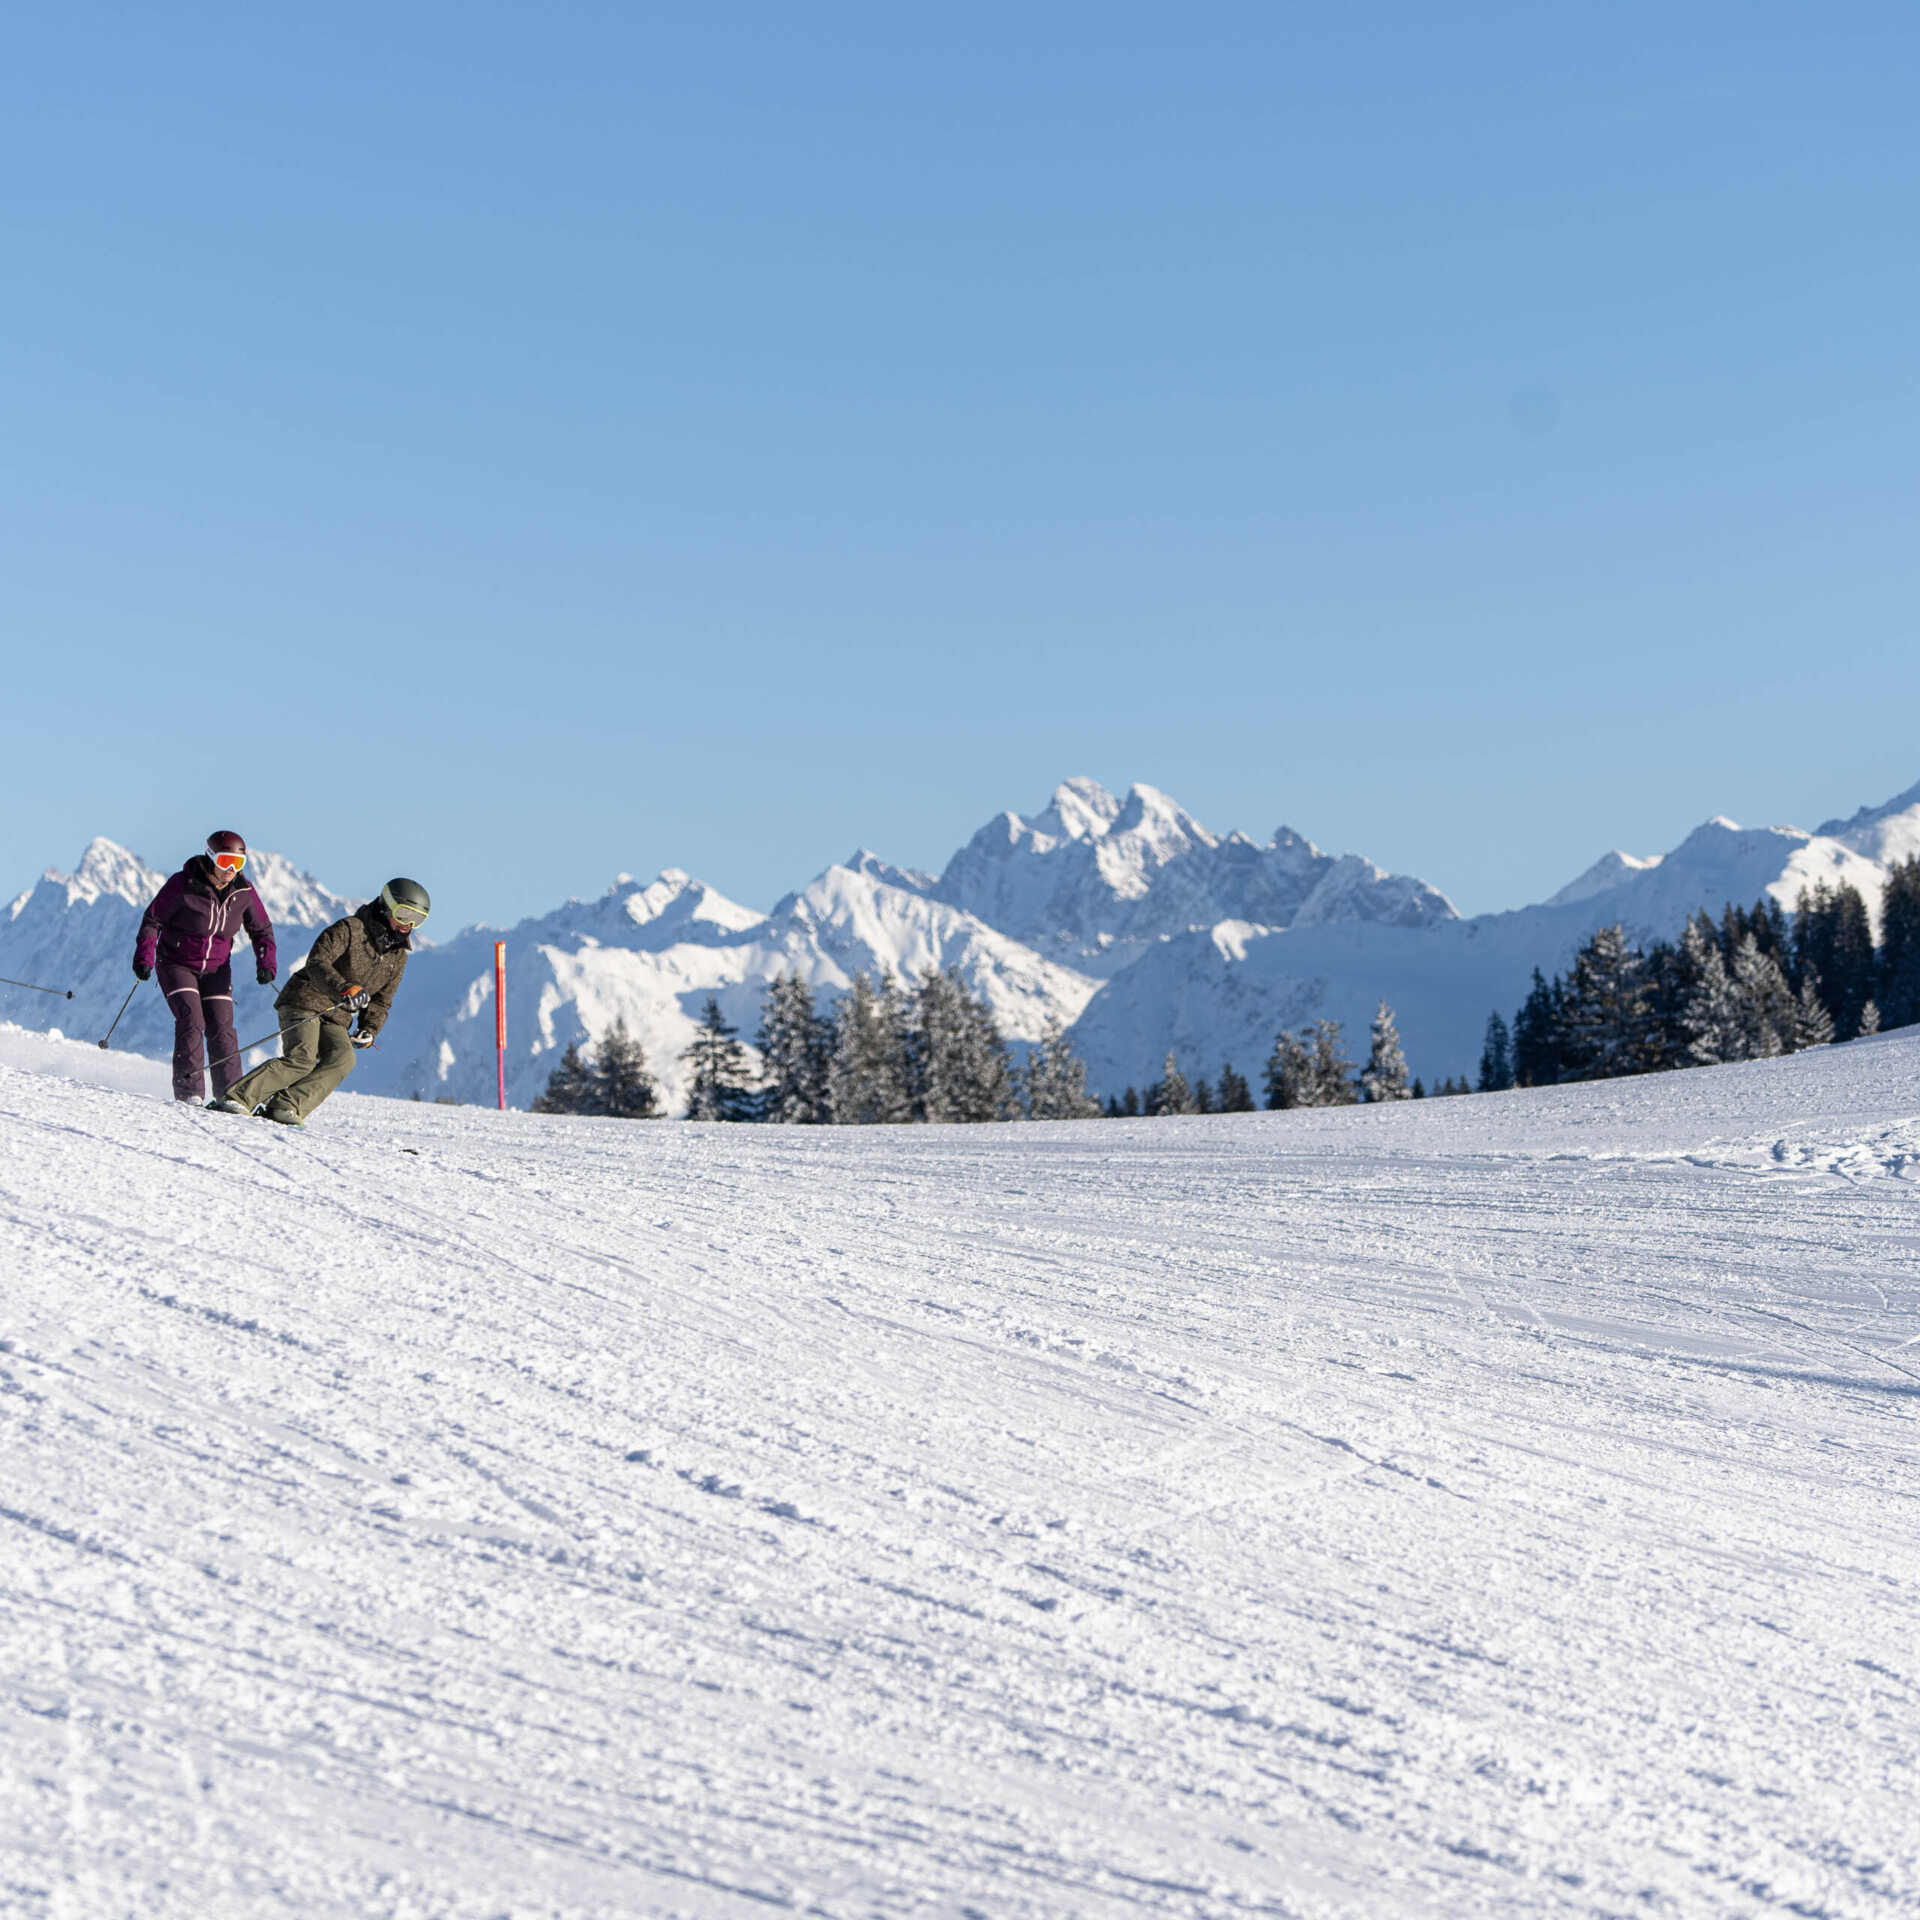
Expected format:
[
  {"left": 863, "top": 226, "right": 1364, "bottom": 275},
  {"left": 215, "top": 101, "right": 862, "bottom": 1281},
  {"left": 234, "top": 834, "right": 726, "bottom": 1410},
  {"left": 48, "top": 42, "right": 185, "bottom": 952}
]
[{"left": 227, "top": 1010, "right": 358, "bottom": 1122}]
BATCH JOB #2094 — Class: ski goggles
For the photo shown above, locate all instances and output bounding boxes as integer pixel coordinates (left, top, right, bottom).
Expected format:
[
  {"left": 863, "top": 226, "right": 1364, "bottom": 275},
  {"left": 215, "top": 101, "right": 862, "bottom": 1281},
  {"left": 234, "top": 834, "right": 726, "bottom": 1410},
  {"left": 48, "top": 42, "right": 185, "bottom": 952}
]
[
  {"left": 385, "top": 900, "right": 428, "bottom": 929},
  {"left": 210, "top": 850, "right": 246, "bottom": 872}
]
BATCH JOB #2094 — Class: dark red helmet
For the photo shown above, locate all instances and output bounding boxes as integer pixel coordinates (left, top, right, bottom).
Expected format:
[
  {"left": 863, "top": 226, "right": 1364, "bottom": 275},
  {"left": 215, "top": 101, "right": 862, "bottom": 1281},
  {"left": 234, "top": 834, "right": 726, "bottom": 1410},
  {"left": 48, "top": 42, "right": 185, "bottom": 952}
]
[{"left": 205, "top": 829, "right": 248, "bottom": 874}]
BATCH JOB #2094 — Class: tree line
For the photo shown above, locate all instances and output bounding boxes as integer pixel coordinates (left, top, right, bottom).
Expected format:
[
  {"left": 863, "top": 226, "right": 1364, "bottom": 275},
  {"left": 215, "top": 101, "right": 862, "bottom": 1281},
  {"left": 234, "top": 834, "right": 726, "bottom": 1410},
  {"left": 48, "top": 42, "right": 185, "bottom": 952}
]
[
  {"left": 529, "top": 857, "right": 1920, "bottom": 1120},
  {"left": 531, "top": 965, "right": 1103, "bottom": 1123},
  {"left": 1476, "top": 860, "right": 1920, "bottom": 1089}
]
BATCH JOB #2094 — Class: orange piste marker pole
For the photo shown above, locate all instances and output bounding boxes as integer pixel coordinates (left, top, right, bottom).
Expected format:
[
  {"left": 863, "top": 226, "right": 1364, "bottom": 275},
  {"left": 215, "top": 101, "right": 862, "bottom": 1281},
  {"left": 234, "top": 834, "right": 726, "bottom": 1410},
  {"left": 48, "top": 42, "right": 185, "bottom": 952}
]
[{"left": 494, "top": 942, "right": 507, "bottom": 1111}]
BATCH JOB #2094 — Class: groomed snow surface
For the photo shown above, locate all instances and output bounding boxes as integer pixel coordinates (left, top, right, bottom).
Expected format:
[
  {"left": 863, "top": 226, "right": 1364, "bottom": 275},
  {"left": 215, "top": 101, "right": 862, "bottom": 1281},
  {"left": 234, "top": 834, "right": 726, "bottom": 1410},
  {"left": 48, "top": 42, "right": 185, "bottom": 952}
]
[{"left": 2, "top": 1025, "right": 1916, "bottom": 1919}]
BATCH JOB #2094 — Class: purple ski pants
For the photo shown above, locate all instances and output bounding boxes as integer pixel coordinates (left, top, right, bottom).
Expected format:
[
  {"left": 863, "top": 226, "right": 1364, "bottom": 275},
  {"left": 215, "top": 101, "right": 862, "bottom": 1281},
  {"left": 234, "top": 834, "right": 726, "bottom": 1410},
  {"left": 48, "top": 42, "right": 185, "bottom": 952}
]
[{"left": 156, "top": 959, "right": 239, "bottom": 1103}]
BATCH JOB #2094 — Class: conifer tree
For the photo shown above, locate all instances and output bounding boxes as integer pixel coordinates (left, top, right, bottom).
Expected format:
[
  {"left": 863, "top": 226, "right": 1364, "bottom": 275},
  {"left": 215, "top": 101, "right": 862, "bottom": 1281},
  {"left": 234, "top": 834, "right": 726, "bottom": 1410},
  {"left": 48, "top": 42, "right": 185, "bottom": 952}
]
[
  {"left": 957, "top": 975, "right": 1019, "bottom": 1121},
  {"left": 531, "top": 1038, "right": 596, "bottom": 1116},
  {"left": 907, "top": 967, "right": 1015, "bottom": 1122},
  {"left": 1876, "top": 855, "right": 1920, "bottom": 1031},
  {"left": 1729, "top": 934, "right": 1795, "bottom": 1058},
  {"left": 1411, "top": 1077, "right": 1425, "bottom": 1098},
  {"left": 1639, "top": 937, "right": 1687, "bottom": 1069},
  {"left": 1791, "top": 972, "right": 1834, "bottom": 1050},
  {"left": 1792, "top": 880, "right": 1831, "bottom": 987},
  {"left": 829, "top": 973, "right": 912, "bottom": 1124},
  {"left": 1477, "top": 1012, "right": 1513, "bottom": 1092},
  {"left": 1511, "top": 969, "right": 1567, "bottom": 1086},
  {"left": 1022, "top": 1013, "right": 1101, "bottom": 1120},
  {"left": 1145, "top": 1052, "right": 1196, "bottom": 1116},
  {"left": 1680, "top": 919, "right": 1746, "bottom": 1065},
  {"left": 592, "top": 1018, "right": 661, "bottom": 1119},
  {"left": 907, "top": 967, "right": 972, "bottom": 1122},
  {"left": 1193, "top": 1076, "right": 1215, "bottom": 1114},
  {"left": 1720, "top": 901, "right": 1750, "bottom": 961},
  {"left": 1121, "top": 1087, "right": 1140, "bottom": 1117},
  {"left": 1795, "top": 879, "right": 1875, "bottom": 1039},
  {"left": 681, "top": 996, "right": 756, "bottom": 1121},
  {"left": 1309, "top": 1019, "right": 1358, "bottom": 1105},
  {"left": 1559, "top": 926, "right": 1657, "bottom": 1080},
  {"left": 1216, "top": 1063, "right": 1255, "bottom": 1112},
  {"left": 1263, "top": 1030, "right": 1313, "bottom": 1109},
  {"left": 757, "top": 972, "right": 831, "bottom": 1123},
  {"left": 1857, "top": 997, "right": 1881, "bottom": 1037},
  {"left": 1358, "top": 1001, "right": 1410, "bottom": 1102},
  {"left": 1827, "top": 881, "right": 1876, "bottom": 1039}
]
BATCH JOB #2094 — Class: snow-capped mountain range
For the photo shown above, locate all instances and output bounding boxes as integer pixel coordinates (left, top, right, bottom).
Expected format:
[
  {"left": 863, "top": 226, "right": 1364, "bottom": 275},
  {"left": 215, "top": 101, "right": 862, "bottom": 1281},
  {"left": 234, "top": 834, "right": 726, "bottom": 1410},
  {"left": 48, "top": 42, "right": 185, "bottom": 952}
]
[{"left": 6, "top": 775, "right": 1918, "bottom": 1109}]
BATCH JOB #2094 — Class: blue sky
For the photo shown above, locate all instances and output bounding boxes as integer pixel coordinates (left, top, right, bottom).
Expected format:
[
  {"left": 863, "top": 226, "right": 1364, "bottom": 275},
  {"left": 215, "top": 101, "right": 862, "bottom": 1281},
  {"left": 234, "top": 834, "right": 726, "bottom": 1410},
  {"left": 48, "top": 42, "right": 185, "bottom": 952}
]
[{"left": 4, "top": 4, "right": 1917, "bottom": 929}]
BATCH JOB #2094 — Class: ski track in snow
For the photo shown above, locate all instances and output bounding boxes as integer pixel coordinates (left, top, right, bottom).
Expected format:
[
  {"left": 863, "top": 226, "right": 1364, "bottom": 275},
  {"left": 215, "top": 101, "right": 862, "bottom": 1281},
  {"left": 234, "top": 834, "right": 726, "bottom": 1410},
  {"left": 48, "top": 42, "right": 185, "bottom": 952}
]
[{"left": 1, "top": 1029, "right": 1917, "bottom": 1918}]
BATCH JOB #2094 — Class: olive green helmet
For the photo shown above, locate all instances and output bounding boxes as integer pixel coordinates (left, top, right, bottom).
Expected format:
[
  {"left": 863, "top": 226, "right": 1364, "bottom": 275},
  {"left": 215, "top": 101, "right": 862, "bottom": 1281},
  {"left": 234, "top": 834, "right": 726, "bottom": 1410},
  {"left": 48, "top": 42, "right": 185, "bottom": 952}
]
[{"left": 380, "top": 877, "right": 431, "bottom": 930}]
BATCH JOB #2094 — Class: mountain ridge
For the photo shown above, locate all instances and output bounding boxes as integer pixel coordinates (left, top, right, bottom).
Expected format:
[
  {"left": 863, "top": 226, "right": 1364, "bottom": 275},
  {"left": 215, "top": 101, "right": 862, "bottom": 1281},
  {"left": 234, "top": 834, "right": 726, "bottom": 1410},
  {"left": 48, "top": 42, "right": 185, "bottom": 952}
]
[{"left": 6, "top": 774, "right": 1917, "bottom": 1104}]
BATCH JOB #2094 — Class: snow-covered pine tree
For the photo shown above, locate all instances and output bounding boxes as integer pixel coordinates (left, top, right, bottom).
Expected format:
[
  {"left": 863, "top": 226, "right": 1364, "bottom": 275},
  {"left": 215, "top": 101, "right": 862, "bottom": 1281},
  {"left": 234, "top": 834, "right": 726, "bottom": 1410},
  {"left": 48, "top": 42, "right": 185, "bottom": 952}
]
[
  {"left": 592, "top": 1018, "right": 661, "bottom": 1118},
  {"left": 757, "top": 971, "right": 830, "bottom": 1123},
  {"left": 908, "top": 967, "right": 970, "bottom": 1121},
  {"left": 1878, "top": 854, "right": 1920, "bottom": 1031},
  {"left": 1358, "top": 1001, "right": 1410, "bottom": 1102},
  {"left": 1477, "top": 1012, "right": 1513, "bottom": 1092},
  {"left": 1559, "top": 926, "right": 1657, "bottom": 1080},
  {"left": 1308, "top": 1019, "right": 1358, "bottom": 1106},
  {"left": 1022, "top": 1012, "right": 1101, "bottom": 1120},
  {"left": 1791, "top": 971, "right": 1835, "bottom": 1049},
  {"left": 1730, "top": 934, "right": 1796, "bottom": 1058},
  {"left": 1680, "top": 918, "right": 1746, "bottom": 1065},
  {"left": 880, "top": 970, "right": 919, "bottom": 1115},
  {"left": 681, "top": 995, "right": 757, "bottom": 1121},
  {"left": 958, "top": 978, "right": 1019, "bottom": 1121},
  {"left": 1144, "top": 1052, "right": 1196, "bottom": 1116},
  {"left": 531, "top": 1038, "right": 596, "bottom": 1115},
  {"left": 1216, "top": 1063, "right": 1255, "bottom": 1112},
  {"left": 1857, "top": 996, "right": 1881, "bottom": 1036},
  {"left": 1263, "top": 1030, "right": 1313, "bottom": 1109},
  {"left": 829, "top": 972, "right": 912, "bottom": 1124}
]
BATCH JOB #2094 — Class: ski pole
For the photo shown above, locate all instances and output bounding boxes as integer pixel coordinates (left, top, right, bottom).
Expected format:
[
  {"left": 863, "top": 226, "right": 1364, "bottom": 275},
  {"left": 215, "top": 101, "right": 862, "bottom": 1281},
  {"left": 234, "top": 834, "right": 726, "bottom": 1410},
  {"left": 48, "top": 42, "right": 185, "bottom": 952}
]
[
  {"left": 0, "top": 973, "right": 74, "bottom": 999},
  {"left": 204, "top": 1013, "right": 322, "bottom": 1080},
  {"left": 97, "top": 980, "right": 142, "bottom": 1049}
]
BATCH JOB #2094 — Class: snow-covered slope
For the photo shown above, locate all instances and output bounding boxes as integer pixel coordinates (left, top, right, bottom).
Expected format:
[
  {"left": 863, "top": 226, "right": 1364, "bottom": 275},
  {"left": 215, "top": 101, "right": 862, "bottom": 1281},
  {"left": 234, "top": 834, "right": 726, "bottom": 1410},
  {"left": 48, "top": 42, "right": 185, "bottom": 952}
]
[
  {"left": 3, "top": 1025, "right": 1916, "bottom": 1917},
  {"left": 1543, "top": 814, "right": 1893, "bottom": 940},
  {"left": 1816, "top": 775, "right": 1920, "bottom": 871},
  {"left": 934, "top": 778, "right": 1456, "bottom": 974},
  {"left": 353, "top": 862, "right": 1099, "bottom": 1112},
  {"left": 0, "top": 839, "right": 353, "bottom": 1065}
]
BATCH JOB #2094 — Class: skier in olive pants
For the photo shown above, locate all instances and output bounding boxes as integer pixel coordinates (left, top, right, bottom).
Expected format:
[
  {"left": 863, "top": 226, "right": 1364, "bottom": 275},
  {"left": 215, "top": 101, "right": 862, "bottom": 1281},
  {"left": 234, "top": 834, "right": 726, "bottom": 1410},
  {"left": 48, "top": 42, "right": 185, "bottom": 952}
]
[{"left": 218, "top": 879, "right": 429, "bottom": 1125}]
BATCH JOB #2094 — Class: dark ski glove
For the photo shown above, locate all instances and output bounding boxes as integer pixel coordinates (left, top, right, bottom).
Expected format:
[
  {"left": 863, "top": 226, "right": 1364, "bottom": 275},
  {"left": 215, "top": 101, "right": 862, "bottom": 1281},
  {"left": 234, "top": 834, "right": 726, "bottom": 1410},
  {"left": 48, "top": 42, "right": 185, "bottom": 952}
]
[
  {"left": 341, "top": 985, "right": 371, "bottom": 1011},
  {"left": 350, "top": 1029, "right": 375, "bottom": 1049},
  {"left": 132, "top": 961, "right": 151, "bottom": 981},
  {"left": 256, "top": 964, "right": 275, "bottom": 986}
]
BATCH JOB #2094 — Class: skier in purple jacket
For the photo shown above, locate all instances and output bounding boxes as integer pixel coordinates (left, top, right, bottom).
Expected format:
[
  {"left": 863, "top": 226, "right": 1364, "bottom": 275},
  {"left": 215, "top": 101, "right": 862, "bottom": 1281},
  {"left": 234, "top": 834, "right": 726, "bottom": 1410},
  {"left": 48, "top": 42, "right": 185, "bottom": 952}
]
[{"left": 134, "top": 831, "right": 278, "bottom": 1104}]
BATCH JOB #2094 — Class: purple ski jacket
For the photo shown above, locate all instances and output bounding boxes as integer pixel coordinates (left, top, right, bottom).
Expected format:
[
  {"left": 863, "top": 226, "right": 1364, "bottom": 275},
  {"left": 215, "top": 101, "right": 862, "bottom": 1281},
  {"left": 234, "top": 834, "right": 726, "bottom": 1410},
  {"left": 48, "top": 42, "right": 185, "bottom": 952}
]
[{"left": 135, "top": 857, "right": 278, "bottom": 978}]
